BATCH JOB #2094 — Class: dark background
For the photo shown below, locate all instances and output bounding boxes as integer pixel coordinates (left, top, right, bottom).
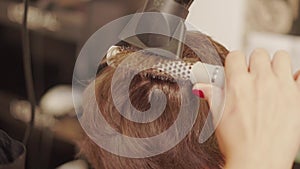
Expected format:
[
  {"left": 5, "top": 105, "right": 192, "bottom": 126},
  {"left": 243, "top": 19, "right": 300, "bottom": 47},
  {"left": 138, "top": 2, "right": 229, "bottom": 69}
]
[{"left": 0, "top": 0, "right": 142, "bottom": 168}]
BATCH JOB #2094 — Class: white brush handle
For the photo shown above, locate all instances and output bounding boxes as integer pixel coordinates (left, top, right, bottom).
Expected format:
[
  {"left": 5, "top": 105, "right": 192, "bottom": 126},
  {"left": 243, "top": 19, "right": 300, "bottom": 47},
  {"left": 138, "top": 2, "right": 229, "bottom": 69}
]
[{"left": 190, "top": 62, "right": 225, "bottom": 89}]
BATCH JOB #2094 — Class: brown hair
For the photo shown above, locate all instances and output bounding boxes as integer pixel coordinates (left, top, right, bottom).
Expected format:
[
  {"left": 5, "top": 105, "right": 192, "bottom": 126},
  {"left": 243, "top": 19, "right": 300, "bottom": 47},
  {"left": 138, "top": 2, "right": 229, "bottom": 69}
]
[{"left": 79, "top": 31, "right": 229, "bottom": 169}]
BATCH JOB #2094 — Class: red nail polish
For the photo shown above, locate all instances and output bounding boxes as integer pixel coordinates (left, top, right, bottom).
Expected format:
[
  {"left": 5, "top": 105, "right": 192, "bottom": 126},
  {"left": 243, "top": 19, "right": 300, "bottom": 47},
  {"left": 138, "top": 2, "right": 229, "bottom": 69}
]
[{"left": 192, "top": 90, "right": 205, "bottom": 98}]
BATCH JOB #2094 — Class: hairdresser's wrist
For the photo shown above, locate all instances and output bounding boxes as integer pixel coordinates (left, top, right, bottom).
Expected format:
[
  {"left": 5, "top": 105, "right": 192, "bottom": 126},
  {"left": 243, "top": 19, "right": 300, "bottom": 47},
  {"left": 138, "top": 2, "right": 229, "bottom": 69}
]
[
  {"left": 224, "top": 154, "right": 294, "bottom": 169},
  {"left": 224, "top": 160, "right": 285, "bottom": 169},
  {"left": 224, "top": 156, "right": 265, "bottom": 169}
]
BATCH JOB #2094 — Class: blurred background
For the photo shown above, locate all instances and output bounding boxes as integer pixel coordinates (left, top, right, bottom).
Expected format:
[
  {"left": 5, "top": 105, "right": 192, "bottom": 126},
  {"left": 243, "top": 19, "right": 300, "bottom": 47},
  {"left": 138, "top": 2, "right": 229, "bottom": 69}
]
[{"left": 0, "top": 0, "right": 299, "bottom": 168}]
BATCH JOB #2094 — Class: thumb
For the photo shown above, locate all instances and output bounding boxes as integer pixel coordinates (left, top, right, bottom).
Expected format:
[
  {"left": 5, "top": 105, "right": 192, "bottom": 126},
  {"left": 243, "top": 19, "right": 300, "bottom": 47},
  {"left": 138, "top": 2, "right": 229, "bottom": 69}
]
[
  {"left": 193, "top": 83, "right": 225, "bottom": 143},
  {"left": 294, "top": 70, "right": 300, "bottom": 85},
  {"left": 193, "top": 83, "right": 223, "bottom": 105},
  {"left": 192, "top": 83, "right": 211, "bottom": 100},
  {"left": 192, "top": 83, "right": 224, "bottom": 120}
]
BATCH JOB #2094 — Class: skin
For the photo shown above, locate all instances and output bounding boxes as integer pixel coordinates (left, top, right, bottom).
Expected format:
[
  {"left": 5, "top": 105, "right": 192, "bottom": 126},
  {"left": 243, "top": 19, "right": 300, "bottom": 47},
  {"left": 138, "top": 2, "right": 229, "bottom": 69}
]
[{"left": 193, "top": 49, "right": 300, "bottom": 169}]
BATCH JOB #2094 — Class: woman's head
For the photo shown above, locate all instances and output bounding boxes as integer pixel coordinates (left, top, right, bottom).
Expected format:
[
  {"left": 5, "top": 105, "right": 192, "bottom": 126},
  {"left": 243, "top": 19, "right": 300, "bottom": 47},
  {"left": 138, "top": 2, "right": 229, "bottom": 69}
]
[{"left": 79, "top": 31, "right": 229, "bottom": 169}]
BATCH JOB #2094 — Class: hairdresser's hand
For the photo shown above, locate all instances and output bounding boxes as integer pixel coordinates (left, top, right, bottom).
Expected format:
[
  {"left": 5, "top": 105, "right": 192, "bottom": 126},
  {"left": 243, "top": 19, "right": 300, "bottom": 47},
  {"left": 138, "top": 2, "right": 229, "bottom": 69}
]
[{"left": 193, "top": 49, "right": 300, "bottom": 169}]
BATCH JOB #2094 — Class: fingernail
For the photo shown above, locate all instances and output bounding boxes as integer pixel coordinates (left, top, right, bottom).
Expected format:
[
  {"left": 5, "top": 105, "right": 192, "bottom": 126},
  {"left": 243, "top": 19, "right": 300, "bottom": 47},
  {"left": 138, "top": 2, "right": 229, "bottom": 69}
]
[{"left": 192, "top": 89, "right": 205, "bottom": 98}]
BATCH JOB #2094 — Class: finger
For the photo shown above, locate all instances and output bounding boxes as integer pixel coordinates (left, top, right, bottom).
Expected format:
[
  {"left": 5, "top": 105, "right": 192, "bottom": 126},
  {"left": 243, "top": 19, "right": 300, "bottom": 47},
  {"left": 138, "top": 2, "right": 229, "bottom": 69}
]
[
  {"left": 193, "top": 83, "right": 214, "bottom": 100},
  {"left": 193, "top": 83, "right": 224, "bottom": 115},
  {"left": 193, "top": 83, "right": 225, "bottom": 143},
  {"left": 249, "top": 48, "right": 272, "bottom": 76},
  {"left": 294, "top": 70, "right": 300, "bottom": 85},
  {"left": 225, "top": 51, "right": 248, "bottom": 79},
  {"left": 272, "top": 50, "right": 293, "bottom": 79}
]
